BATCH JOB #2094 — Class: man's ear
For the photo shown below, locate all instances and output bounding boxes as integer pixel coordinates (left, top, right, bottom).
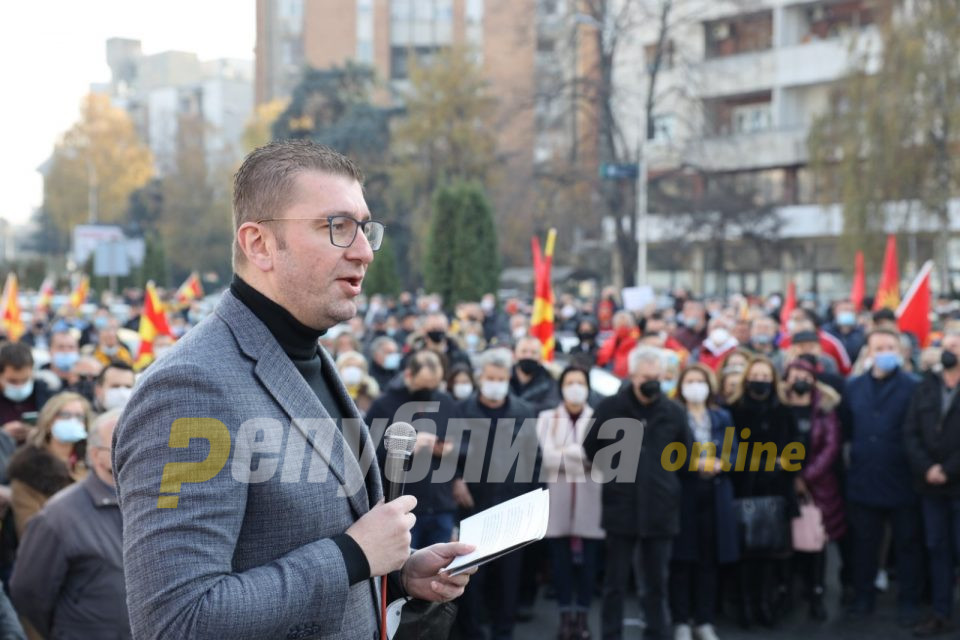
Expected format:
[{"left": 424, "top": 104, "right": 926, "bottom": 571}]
[{"left": 237, "top": 222, "right": 274, "bottom": 272}]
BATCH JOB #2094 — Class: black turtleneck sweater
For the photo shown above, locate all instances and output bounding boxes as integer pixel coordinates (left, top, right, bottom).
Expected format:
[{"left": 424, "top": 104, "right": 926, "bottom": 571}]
[{"left": 230, "top": 276, "right": 371, "bottom": 585}]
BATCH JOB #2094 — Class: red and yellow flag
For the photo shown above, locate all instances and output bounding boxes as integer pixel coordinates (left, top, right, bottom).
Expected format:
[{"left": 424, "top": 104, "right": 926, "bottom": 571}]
[
  {"left": 873, "top": 234, "right": 900, "bottom": 311},
  {"left": 780, "top": 279, "right": 796, "bottom": 334},
  {"left": 1, "top": 274, "right": 23, "bottom": 342},
  {"left": 69, "top": 275, "right": 89, "bottom": 310},
  {"left": 135, "top": 281, "right": 173, "bottom": 370},
  {"left": 175, "top": 272, "right": 204, "bottom": 307},
  {"left": 530, "top": 228, "right": 557, "bottom": 362},
  {"left": 37, "top": 276, "right": 55, "bottom": 314}
]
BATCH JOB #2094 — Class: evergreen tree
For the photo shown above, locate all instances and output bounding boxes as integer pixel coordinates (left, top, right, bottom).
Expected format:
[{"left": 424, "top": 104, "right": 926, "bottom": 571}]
[
  {"left": 423, "top": 181, "right": 500, "bottom": 308},
  {"left": 363, "top": 236, "right": 402, "bottom": 297}
]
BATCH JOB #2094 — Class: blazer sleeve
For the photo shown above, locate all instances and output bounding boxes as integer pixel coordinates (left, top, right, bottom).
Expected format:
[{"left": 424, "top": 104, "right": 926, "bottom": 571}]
[
  {"left": 903, "top": 385, "right": 935, "bottom": 477},
  {"left": 113, "top": 363, "right": 354, "bottom": 640}
]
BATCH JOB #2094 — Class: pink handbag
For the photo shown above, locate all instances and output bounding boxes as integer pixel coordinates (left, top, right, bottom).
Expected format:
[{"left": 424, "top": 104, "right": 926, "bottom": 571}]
[{"left": 792, "top": 502, "right": 828, "bottom": 552}]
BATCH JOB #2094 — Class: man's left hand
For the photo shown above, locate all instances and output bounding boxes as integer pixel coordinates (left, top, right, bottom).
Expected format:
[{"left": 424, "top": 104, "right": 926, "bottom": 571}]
[{"left": 401, "top": 542, "right": 477, "bottom": 602}]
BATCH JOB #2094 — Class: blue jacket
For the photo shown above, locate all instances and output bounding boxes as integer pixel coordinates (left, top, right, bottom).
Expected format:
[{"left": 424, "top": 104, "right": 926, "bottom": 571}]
[
  {"left": 843, "top": 368, "right": 918, "bottom": 507},
  {"left": 673, "top": 407, "right": 739, "bottom": 565}
]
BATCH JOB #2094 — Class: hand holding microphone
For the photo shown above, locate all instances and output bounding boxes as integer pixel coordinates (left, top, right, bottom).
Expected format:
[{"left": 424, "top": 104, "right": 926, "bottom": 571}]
[{"left": 345, "top": 423, "right": 418, "bottom": 576}]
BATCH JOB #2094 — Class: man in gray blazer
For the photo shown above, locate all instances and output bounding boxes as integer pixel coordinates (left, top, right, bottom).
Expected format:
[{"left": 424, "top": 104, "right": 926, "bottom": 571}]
[{"left": 113, "top": 140, "right": 474, "bottom": 640}]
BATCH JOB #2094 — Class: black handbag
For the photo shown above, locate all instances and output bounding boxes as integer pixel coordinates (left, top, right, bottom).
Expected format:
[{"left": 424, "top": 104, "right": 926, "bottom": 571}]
[
  {"left": 390, "top": 599, "right": 458, "bottom": 640},
  {"left": 733, "top": 496, "right": 790, "bottom": 556}
]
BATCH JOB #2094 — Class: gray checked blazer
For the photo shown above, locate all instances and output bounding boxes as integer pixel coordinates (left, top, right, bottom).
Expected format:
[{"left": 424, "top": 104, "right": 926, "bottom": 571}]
[{"left": 113, "top": 290, "right": 384, "bottom": 640}]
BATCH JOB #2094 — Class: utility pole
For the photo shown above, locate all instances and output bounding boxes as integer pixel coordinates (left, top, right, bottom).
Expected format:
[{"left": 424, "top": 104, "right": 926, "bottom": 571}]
[
  {"left": 635, "top": 145, "right": 648, "bottom": 286},
  {"left": 86, "top": 157, "right": 99, "bottom": 224}
]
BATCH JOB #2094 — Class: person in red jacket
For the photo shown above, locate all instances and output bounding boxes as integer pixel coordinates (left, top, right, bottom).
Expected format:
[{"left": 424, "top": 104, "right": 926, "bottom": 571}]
[
  {"left": 694, "top": 316, "right": 740, "bottom": 371},
  {"left": 596, "top": 311, "right": 640, "bottom": 378}
]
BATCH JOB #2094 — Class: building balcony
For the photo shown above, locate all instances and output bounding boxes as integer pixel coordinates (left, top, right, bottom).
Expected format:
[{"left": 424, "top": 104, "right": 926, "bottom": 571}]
[
  {"left": 697, "top": 49, "right": 776, "bottom": 98},
  {"left": 689, "top": 126, "right": 809, "bottom": 171}
]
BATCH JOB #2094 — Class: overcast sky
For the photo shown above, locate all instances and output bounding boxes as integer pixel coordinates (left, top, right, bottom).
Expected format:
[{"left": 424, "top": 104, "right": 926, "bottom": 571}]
[{"left": 0, "top": 1, "right": 255, "bottom": 225}]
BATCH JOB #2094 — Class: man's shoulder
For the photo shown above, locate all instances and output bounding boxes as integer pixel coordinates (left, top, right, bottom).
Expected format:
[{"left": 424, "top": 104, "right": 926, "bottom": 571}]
[{"left": 34, "top": 481, "right": 87, "bottom": 527}]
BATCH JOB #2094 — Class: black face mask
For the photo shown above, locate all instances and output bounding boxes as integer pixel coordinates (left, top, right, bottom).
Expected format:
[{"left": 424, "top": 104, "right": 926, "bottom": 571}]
[
  {"left": 578, "top": 331, "right": 597, "bottom": 343},
  {"left": 409, "top": 388, "right": 434, "bottom": 402},
  {"left": 638, "top": 380, "right": 661, "bottom": 399},
  {"left": 942, "top": 351, "right": 959, "bottom": 370},
  {"left": 791, "top": 380, "right": 814, "bottom": 395},
  {"left": 426, "top": 330, "right": 446, "bottom": 344},
  {"left": 747, "top": 380, "right": 773, "bottom": 399},
  {"left": 517, "top": 359, "right": 539, "bottom": 376}
]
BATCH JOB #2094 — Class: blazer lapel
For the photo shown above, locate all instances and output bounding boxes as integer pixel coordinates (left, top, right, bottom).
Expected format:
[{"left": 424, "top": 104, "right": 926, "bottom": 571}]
[{"left": 216, "top": 291, "right": 372, "bottom": 517}]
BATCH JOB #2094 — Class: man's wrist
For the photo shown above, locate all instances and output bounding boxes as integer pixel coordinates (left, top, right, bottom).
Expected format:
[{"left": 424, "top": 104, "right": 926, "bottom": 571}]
[{"left": 332, "top": 534, "right": 371, "bottom": 585}]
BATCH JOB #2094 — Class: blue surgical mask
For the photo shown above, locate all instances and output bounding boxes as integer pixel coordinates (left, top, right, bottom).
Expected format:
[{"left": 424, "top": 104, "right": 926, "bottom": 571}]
[
  {"left": 3, "top": 380, "right": 33, "bottom": 403},
  {"left": 94, "top": 316, "right": 109, "bottom": 330},
  {"left": 752, "top": 334, "right": 773, "bottom": 345},
  {"left": 52, "top": 418, "right": 87, "bottom": 444},
  {"left": 873, "top": 351, "right": 902, "bottom": 373},
  {"left": 661, "top": 379, "right": 677, "bottom": 396},
  {"left": 837, "top": 311, "right": 857, "bottom": 327},
  {"left": 53, "top": 352, "right": 79, "bottom": 372},
  {"left": 383, "top": 353, "right": 402, "bottom": 370}
]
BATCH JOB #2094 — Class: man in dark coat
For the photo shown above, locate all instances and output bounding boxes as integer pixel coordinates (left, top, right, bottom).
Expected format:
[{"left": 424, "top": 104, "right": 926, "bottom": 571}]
[
  {"left": 904, "top": 328, "right": 960, "bottom": 636},
  {"left": 584, "top": 346, "right": 692, "bottom": 640},
  {"left": 841, "top": 328, "right": 922, "bottom": 626},
  {"left": 366, "top": 349, "right": 459, "bottom": 548},
  {"left": 455, "top": 347, "right": 540, "bottom": 640},
  {"left": 510, "top": 336, "right": 559, "bottom": 415},
  {"left": 11, "top": 410, "right": 130, "bottom": 639}
]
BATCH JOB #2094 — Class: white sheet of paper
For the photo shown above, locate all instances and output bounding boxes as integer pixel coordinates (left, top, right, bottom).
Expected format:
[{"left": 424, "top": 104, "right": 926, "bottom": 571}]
[{"left": 441, "top": 488, "right": 550, "bottom": 576}]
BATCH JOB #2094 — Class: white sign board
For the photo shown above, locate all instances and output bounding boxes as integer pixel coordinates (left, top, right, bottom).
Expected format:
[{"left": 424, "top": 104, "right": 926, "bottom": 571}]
[
  {"left": 622, "top": 286, "right": 655, "bottom": 312},
  {"left": 73, "top": 225, "right": 124, "bottom": 265}
]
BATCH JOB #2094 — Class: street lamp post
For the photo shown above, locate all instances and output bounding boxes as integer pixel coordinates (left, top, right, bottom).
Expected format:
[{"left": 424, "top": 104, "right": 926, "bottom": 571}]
[{"left": 635, "top": 142, "right": 648, "bottom": 286}]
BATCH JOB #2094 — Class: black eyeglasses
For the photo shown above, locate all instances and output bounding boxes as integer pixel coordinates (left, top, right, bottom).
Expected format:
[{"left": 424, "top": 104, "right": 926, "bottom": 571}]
[{"left": 257, "top": 215, "right": 386, "bottom": 251}]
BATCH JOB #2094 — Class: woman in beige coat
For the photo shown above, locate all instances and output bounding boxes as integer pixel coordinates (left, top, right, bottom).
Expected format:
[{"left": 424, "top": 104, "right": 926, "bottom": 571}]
[{"left": 537, "top": 365, "right": 605, "bottom": 640}]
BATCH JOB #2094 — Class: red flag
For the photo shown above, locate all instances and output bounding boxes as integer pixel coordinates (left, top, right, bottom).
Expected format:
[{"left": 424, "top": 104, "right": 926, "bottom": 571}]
[
  {"left": 530, "top": 229, "right": 557, "bottom": 361},
  {"left": 873, "top": 235, "right": 900, "bottom": 310},
  {"left": 897, "top": 261, "right": 933, "bottom": 347},
  {"left": 851, "top": 251, "right": 865, "bottom": 312},
  {"left": 135, "top": 282, "right": 173, "bottom": 370},
  {"left": 1, "top": 274, "right": 23, "bottom": 342},
  {"left": 780, "top": 280, "right": 796, "bottom": 334}
]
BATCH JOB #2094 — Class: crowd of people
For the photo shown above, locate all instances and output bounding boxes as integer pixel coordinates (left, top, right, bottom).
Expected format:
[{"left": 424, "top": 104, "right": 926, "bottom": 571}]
[{"left": 0, "top": 282, "right": 956, "bottom": 640}]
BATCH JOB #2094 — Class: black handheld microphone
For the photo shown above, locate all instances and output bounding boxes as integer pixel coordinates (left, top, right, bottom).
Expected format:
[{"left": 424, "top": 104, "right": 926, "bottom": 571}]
[{"left": 383, "top": 422, "right": 417, "bottom": 502}]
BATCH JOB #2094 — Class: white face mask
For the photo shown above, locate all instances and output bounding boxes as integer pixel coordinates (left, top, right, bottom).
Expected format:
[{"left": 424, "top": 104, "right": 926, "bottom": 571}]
[
  {"left": 709, "top": 328, "right": 731, "bottom": 345},
  {"left": 3, "top": 380, "right": 33, "bottom": 403},
  {"left": 340, "top": 366, "right": 364, "bottom": 386},
  {"left": 562, "top": 383, "right": 589, "bottom": 406},
  {"left": 480, "top": 380, "right": 509, "bottom": 402},
  {"left": 453, "top": 382, "right": 474, "bottom": 400},
  {"left": 682, "top": 381, "right": 710, "bottom": 404},
  {"left": 104, "top": 386, "right": 133, "bottom": 411}
]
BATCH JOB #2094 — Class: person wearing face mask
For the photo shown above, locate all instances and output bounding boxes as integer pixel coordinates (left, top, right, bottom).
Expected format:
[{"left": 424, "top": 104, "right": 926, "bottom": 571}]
[
  {"left": 43, "top": 330, "right": 83, "bottom": 390},
  {"left": 91, "top": 320, "right": 134, "bottom": 368},
  {"left": 455, "top": 348, "right": 540, "bottom": 640},
  {"left": 416, "top": 312, "right": 472, "bottom": 371},
  {"left": 10, "top": 409, "right": 131, "bottom": 640},
  {"left": 536, "top": 366, "right": 603, "bottom": 640},
  {"left": 825, "top": 300, "right": 866, "bottom": 363},
  {"left": 366, "top": 349, "right": 458, "bottom": 548},
  {"left": 746, "top": 316, "right": 783, "bottom": 368},
  {"left": 904, "top": 328, "right": 960, "bottom": 636},
  {"left": 367, "top": 336, "right": 402, "bottom": 389},
  {"left": 0, "top": 343, "right": 53, "bottom": 447},
  {"left": 334, "top": 351, "right": 380, "bottom": 416},
  {"left": 446, "top": 365, "right": 475, "bottom": 402},
  {"left": 596, "top": 311, "right": 641, "bottom": 379},
  {"left": 480, "top": 293, "right": 509, "bottom": 344},
  {"left": 727, "top": 357, "right": 798, "bottom": 629},
  {"left": 782, "top": 359, "right": 845, "bottom": 622},
  {"left": 7, "top": 393, "right": 91, "bottom": 538},
  {"left": 567, "top": 318, "right": 601, "bottom": 365},
  {"left": 583, "top": 346, "right": 692, "bottom": 640},
  {"left": 839, "top": 328, "right": 922, "bottom": 626},
  {"left": 671, "top": 365, "right": 739, "bottom": 640},
  {"left": 93, "top": 362, "right": 136, "bottom": 414},
  {"left": 693, "top": 317, "right": 739, "bottom": 372},
  {"left": 511, "top": 336, "right": 560, "bottom": 415},
  {"left": 672, "top": 300, "right": 708, "bottom": 353}
]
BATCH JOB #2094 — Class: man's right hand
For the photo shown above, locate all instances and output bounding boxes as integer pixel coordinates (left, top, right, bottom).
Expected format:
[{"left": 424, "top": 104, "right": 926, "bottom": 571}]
[
  {"left": 926, "top": 464, "right": 948, "bottom": 485},
  {"left": 345, "top": 495, "right": 417, "bottom": 576}
]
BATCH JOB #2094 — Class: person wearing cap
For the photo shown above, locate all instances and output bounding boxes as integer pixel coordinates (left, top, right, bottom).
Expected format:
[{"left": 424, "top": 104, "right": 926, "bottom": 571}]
[
  {"left": 780, "top": 309, "right": 851, "bottom": 376},
  {"left": 783, "top": 358, "right": 845, "bottom": 622}
]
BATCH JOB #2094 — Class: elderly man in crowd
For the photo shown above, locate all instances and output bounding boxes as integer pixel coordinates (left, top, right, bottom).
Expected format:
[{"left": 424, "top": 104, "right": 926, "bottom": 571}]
[{"left": 11, "top": 409, "right": 130, "bottom": 640}]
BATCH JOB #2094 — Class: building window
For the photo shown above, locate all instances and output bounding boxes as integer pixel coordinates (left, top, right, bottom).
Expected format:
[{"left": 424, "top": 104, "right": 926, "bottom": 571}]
[
  {"left": 390, "top": 45, "right": 442, "bottom": 80},
  {"left": 644, "top": 40, "right": 675, "bottom": 72},
  {"left": 705, "top": 12, "right": 773, "bottom": 58},
  {"left": 731, "top": 103, "right": 772, "bottom": 134},
  {"left": 651, "top": 114, "right": 676, "bottom": 143}
]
